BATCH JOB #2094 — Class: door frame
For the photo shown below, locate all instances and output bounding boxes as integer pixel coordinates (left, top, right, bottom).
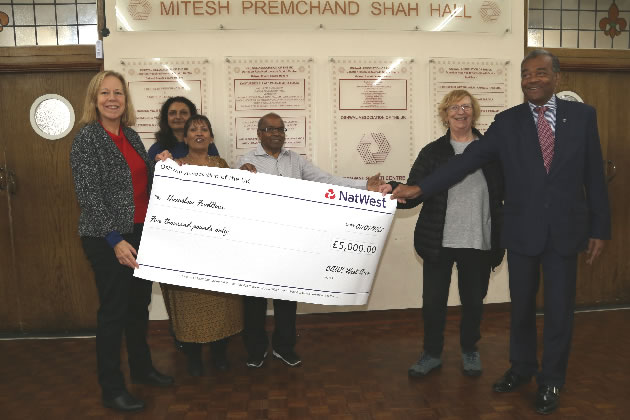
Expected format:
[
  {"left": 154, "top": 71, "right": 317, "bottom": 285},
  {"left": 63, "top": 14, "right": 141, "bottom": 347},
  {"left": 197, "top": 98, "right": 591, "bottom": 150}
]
[
  {"left": 0, "top": 45, "right": 102, "bottom": 73},
  {"left": 526, "top": 47, "right": 630, "bottom": 72}
]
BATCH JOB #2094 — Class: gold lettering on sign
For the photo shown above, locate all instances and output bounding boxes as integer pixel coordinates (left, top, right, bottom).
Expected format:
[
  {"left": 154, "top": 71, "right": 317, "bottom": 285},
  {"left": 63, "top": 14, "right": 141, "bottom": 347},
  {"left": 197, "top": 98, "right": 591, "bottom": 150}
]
[
  {"left": 429, "top": 3, "right": 470, "bottom": 18},
  {"left": 160, "top": 1, "right": 231, "bottom": 15},
  {"left": 370, "top": 2, "right": 419, "bottom": 16},
  {"left": 241, "top": 1, "right": 360, "bottom": 15},
  {"left": 158, "top": 0, "right": 477, "bottom": 18}
]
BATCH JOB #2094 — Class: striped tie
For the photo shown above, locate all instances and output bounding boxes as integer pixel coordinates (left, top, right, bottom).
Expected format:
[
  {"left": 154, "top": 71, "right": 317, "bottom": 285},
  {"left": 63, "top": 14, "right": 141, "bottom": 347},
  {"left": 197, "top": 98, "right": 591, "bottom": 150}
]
[{"left": 536, "top": 106, "right": 554, "bottom": 173}]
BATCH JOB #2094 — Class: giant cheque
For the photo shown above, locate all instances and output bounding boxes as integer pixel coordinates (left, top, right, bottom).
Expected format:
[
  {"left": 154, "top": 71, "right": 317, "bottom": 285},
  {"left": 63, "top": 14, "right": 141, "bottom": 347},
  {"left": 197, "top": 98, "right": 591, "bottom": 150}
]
[{"left": 134, "top": 160, "right": 397, "bottom": 305}]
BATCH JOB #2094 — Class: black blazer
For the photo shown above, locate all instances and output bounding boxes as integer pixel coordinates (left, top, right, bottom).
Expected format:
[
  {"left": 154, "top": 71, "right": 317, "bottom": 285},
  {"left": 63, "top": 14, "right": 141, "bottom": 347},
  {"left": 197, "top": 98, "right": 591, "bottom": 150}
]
[
  {"left": 419, "top": 98, "right": 611, "bottom": 256},
  {"left": 394, "top": 128, "right": 505, "bottom": 269}
]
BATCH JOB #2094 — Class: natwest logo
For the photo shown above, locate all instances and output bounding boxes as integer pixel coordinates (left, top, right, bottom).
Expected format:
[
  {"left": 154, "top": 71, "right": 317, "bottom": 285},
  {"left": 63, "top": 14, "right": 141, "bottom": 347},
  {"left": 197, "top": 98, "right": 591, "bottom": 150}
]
[
  {"left": 325, "top": 189, "right": 336, "bottom": 199},
  {"left": 337, "top": 190, "right": 387, "bottom": 208}
]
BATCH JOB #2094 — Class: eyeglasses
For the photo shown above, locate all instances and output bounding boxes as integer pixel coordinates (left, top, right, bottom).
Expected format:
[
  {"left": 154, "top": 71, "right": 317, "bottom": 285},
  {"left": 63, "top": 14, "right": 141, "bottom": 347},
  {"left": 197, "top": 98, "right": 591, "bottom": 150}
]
[
  {"left": 448, "top": 104, "right": 473, "bottom": 113},
  {"left": 260, "top": 127, "right": 287, "bottom": 133}
]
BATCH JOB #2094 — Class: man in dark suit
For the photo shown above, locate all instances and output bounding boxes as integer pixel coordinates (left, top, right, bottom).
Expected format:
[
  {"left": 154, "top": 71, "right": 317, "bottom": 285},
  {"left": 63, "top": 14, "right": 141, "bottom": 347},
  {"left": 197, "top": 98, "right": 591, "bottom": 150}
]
[{"left": 384, "top": 49, "right": 610, "bottom": 414}]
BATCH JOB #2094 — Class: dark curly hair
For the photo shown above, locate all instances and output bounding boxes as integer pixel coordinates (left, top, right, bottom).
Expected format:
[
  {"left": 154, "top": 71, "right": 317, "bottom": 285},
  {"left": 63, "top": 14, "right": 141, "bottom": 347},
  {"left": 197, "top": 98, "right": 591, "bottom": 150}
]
[{"left": 154, "top": 96, "right": 198, "bottom": 150}]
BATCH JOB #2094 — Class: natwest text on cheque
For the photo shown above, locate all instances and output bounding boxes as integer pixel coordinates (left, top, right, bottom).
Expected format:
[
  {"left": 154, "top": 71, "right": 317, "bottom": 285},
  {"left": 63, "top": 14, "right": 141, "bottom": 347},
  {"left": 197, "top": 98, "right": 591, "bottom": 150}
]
[{"left": 338, "top": 190, "right": 387, "bottom": 208}]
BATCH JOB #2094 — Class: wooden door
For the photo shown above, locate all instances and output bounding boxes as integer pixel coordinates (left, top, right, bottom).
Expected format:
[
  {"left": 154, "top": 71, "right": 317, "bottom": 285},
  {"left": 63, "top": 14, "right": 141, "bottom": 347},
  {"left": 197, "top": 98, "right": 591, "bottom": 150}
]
[
  {"left": 558, "top": 71, "right": 630, "bottom": 307},
  {"left": 533, "top": 49, "right": 630, "bottom": 308},
  {"left": 0, "top": 47, "right": 101, "bottom": 333}
]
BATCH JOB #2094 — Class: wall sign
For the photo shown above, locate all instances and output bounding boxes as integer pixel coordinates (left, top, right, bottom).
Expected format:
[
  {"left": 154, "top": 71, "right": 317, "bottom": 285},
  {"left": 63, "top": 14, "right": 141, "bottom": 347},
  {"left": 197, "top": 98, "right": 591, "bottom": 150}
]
[
  {"left": 116, "top": 0, "right": 511, "bottom": 33},
  {"left": 330, "top": 56, "right": 414, "bottom": 183},
  {"left": 429, "top": 57, "right": 509, "bottom": 140},
  {"left": 225, "top": 57, "right": 314, "bottom": 166}
]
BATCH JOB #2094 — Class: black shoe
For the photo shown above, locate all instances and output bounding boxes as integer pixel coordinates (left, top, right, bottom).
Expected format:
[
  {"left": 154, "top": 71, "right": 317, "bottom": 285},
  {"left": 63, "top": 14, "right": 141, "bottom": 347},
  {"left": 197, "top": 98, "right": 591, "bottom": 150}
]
[
  {"left": 492, "top": 368, "right": 531, "bottom": 393},
  {"left": 131, "top": 368, "right": 174, "bottom": 387},
  {"left": 213, "top": 356, "right": 230, "bottom": 372},
  {"left": 272, "top": 349, "right": 302, "bottom": 367},
  {"left": 246, "top": 351, "right": 268, "bottom": 368},
  {"left": 187, "top": 355, "right": 204, "bottom": 377},
  {"left": 535, "top": 385, "right": 560, "bottom": 415},
  {"left": 102, "top": 391, "right": 145, "bottom": 412},
  {"left": 182, "top": 342, "right": 203, "bottom": 376},
  {"left": 210, "top": 339, "right": 230, "bottom": 371}
]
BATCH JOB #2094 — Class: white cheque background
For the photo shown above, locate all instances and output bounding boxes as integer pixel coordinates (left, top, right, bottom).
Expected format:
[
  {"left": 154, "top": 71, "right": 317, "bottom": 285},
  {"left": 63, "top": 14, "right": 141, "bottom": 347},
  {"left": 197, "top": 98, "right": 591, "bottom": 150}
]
[{"left": 135, "top": 160, "right": 397, "bottom": 305}]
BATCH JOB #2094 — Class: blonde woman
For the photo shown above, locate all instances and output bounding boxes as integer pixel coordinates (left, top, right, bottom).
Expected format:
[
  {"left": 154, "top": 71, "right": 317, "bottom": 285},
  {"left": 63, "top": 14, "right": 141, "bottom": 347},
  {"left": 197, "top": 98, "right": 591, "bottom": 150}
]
[{"left": 70, "top": 71, "right": 173, "bottom": 413}]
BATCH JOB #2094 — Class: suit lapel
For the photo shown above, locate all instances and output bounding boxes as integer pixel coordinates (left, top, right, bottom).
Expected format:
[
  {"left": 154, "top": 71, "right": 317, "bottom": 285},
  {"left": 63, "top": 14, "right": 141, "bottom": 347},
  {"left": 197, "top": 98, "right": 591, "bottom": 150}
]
[
  {"left": 518, "top": 102, "right": 538, "bottom": 140},
  {"left": 548, "top": 98, "right": 568, "bottom": 176}
]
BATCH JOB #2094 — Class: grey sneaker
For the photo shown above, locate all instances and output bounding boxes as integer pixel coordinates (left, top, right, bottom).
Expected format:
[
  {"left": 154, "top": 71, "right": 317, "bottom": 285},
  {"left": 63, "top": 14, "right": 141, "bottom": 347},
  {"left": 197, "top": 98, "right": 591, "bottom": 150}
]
[
  {"left": 408, "top": 353, "right": 442, "bottom": 377},
  {"left": 272, "top": 349, "right": 302, "bottom": 367},
  {"left": 246, "top": 351, "right": 268, "bottom": 368},
  {"left": 462, "top": 351, "right": 482, "bottom": 376}
]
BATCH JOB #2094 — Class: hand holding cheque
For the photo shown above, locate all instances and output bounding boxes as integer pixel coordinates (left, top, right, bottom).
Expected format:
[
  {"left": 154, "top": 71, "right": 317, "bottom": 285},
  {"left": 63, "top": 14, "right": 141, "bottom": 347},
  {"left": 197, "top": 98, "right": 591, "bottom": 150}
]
[
  {"left": 135, "top": 160, "right": 397, "bottom": 305},
  {"left": 379, "top": 183, "right": 422, "bottom": 203}
]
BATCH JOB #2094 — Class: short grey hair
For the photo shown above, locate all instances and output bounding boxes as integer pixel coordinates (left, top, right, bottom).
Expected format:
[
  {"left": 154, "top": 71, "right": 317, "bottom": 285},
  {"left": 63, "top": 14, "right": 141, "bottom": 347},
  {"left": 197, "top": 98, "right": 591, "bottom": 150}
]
[{"left": 522, "top": 49, "right": 560, "bottom": 73}]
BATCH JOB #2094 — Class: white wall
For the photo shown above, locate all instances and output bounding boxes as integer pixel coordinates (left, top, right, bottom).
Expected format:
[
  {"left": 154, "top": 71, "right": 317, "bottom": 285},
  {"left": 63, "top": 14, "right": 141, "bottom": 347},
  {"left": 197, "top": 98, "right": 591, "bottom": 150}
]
[{"left": 103, "top": 2, "right": 524, "bottom": 319}]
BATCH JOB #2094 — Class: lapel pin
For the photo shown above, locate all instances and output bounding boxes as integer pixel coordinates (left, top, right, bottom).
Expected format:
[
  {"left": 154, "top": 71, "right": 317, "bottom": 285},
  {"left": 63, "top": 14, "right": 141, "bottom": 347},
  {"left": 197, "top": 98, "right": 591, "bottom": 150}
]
[{"left": 562, "top": 118, "right": 567, "bottom": 123}]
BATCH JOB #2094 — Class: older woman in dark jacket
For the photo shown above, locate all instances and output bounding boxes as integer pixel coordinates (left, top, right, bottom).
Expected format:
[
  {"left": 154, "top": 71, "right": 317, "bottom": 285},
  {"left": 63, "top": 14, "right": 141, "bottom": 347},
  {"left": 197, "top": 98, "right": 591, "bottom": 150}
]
[
  {"left": 71, "top": 71, "right": 173, "bottom": 413},
  {"left": 383, "top": 89, "right": 504, "bottom": 377}
]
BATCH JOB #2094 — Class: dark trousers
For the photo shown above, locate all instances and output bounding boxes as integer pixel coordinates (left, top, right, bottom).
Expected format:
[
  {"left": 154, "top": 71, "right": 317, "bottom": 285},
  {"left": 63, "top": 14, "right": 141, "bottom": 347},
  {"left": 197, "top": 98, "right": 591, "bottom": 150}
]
[
  {"left": 181, "top": 337, "right": 229, "bottom": 359},
  {"left": 81, "top": 224, "right": 153, "bottom": 399},
  {"left": 507, "top": 245, "right": 577, "bottom": 388},
  {"left": 422, "top": 248, "right": 491, "bottom": 357},
  {"left": 242, "top": 296, "right": 297, "bottom": 356}
]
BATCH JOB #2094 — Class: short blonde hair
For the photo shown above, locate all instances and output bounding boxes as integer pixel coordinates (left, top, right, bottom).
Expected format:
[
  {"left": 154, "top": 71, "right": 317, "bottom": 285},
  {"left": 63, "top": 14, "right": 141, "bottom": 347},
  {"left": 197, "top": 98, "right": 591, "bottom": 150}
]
[
  {"left": 437, "top": 89, "right": 480, "bottom": 128},
  {"left": 80, "top": 70, "right": 136, "bottom": 126}
]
